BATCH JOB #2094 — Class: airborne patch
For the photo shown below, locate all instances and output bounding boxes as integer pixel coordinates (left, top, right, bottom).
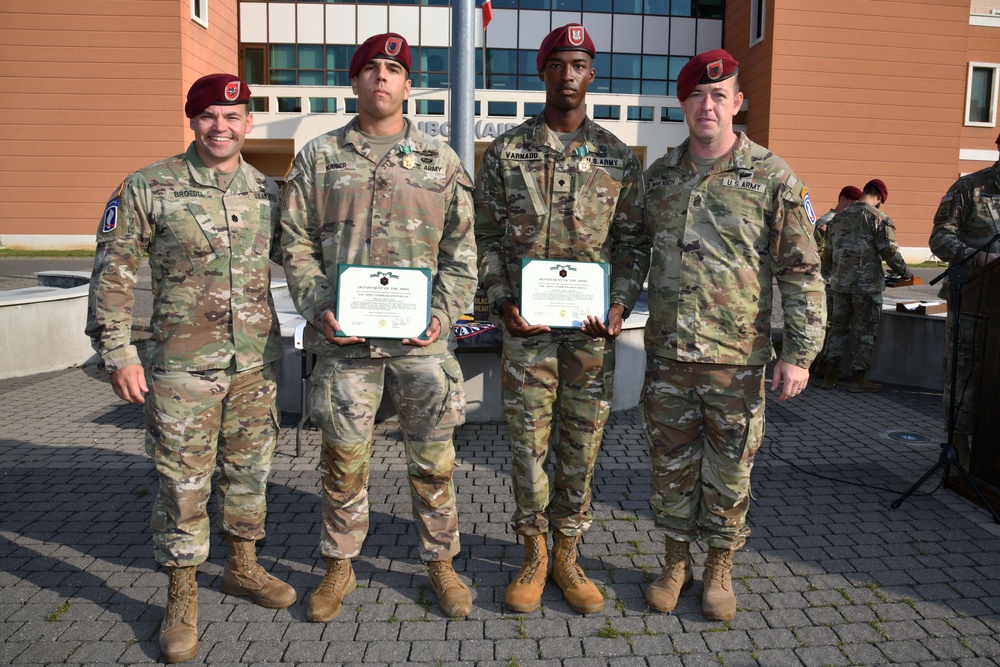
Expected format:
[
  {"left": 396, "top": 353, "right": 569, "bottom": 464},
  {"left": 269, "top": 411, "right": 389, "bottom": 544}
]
[
  {"left": 802, "top": 188, "right": 817, "bottom": 225},
  {"left": 101, "top": 198, "right": 118, "bottom": 233}
]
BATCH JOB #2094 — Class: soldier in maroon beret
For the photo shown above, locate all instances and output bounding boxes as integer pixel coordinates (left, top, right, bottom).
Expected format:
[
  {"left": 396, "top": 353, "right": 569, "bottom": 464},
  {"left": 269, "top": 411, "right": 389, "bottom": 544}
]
[
  {"left": 640, "top": 49, "right": 825, "bottom": 621},
  {"left": 475, "top": 22, "right": 650, "bottom": 617}
]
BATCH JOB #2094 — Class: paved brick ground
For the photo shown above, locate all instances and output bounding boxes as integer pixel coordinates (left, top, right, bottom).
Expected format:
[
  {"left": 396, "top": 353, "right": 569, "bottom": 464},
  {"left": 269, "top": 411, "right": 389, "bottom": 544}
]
[{"left": 1, "top": 360, "right": 999, "bottom": 666}]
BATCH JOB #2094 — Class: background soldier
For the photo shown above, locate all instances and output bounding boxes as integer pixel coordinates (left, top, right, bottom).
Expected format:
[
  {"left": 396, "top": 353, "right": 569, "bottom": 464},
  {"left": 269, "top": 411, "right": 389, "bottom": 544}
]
[
  {"left": 474, "top": 24, "right": 650, "bottom": 615},
  {"left": 86, "top": 74, "right": 295, "bottom": 664},
  {"left": 821, "top": 179, "right": 911, "bottom": 392},
  {"left": 280, "top": 33, "right": 478, "bottom": 622},
  {"left": 815, "top": 185, "right": 862, "bottom": 278},
  {"left": 641, "top": 49, "right": 825, "bottom": 621},
  {"left": 928, "top": 131, "right": 1000, "bottom": 472}
]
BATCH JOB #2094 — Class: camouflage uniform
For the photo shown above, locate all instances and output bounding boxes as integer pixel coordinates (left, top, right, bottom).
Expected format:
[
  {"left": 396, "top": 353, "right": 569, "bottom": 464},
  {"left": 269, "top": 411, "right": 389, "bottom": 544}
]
[
  {"left": 814, "top": 209, "right": 837, "bottom": 279},
  {"left": 474, "top": 114, "right": 650, "bottom": 536},
  {"left": 821, "top": 201, "right": 907, "bottom": 371},
  {"left": 281, "top": 117, "right": 477, "bottom": 561},
  {"left": 86, "top": 143, "right": 283, "bottom": 567},
  {"left": 929, "top": 162, "right": 1000, "bottom": 436},
  {"left": 642, "top": 133, "right": 825, "bottom": 549}
]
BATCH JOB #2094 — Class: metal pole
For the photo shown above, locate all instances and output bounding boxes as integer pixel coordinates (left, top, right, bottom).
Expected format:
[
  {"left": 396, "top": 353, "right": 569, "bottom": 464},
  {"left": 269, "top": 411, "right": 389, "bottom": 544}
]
[{"left": 450, "top": 0, "right": 475, "bottom": 173}]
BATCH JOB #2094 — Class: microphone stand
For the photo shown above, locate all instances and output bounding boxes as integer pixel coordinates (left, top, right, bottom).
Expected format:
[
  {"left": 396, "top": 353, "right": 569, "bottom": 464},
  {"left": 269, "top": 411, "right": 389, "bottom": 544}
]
[{"left": 891, "top": 233, "right": 1000, "bottom": 523}]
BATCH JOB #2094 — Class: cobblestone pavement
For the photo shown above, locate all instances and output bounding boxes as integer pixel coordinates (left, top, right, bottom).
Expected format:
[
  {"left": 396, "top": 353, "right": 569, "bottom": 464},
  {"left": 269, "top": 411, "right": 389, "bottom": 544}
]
[{"left": 1, "top": 357, "right": 999, "bottom": 666}]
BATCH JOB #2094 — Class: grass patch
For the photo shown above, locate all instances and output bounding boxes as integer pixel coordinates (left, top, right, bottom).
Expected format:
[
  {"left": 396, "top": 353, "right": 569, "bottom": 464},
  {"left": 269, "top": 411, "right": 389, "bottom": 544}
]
[
  {"left": 0, "top": 249, "right": 95, "bottom": 258},
  {"left": 47, "top": 600, "right": 72, "bottom": 622},
  {"left": 594, "top": 618, "right": 622, "bottom": 639}
]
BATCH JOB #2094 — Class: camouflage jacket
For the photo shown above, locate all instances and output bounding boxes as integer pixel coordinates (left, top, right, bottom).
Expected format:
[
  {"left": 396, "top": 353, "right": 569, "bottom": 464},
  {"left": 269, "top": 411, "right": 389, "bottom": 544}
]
[
  {"left": 823, "top": 201, "right": 907, "bottom": 295},
  {"left": 929, "top": 161, "right": 1000, "bottom": 295},
  {"left": 473, "top": 114, "right": 650, "bottom": 325},
  {"left": 643, "top": 133, "right": 825, "bottom": 367},
  {"left": 814, "top": 208, "right": 837, "bottom": 279},
  {"left": 86, "top": 143, "right": 282, "bottom": 373},
  {"left": 280, "top": 117, "right": 477, "bottom": 358}
]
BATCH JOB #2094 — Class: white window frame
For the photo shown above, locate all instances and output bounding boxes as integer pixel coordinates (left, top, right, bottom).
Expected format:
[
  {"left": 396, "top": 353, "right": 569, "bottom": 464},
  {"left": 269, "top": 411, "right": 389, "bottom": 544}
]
[
  {"left": 965, "top": 62, "right": 1000, "bottom": 127},
  {"left": 191, "top": 0, "right": 208, "bottom": 29},
  {"left": 750, "top": 0, "right": 766, "bottom": 47}
]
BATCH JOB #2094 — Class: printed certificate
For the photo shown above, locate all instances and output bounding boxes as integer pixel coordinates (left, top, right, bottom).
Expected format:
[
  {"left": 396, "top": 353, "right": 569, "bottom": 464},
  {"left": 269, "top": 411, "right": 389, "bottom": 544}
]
[
  {"left": 519, "top": 259, "right": 610, "bottom": 328},
  {"left": 336, "top": 265, "right": 432, "bottom": 339}
]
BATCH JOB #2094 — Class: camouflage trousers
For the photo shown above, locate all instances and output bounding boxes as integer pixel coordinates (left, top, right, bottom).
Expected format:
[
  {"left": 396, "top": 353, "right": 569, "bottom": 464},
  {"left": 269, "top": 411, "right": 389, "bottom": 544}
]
[
  {"left": 943, "top": 303, "right": 986, "bottom": 436},
  {"left": 309, "top": 353, "right": 466, "bottom": 561},
  {"left": 145, "top": 363, "right": 278, "bottom": 567},
  {"left": 502, "top": 330, "right": 614, "bottom": 536},
  {"left": 823, "top": 290, "right": 883, "bottom": 371},
  {"left": 640, "top": 357, "right": 765, "bottom": 550}
]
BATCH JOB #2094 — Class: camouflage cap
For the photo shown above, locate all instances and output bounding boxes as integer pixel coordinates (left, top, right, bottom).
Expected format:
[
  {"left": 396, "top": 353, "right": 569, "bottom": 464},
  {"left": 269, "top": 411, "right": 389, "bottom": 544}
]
[
  {"left": 185, "top": 73, "right": 251, "bottom": 118},
  {"left": 676, "top": 49, "right": 739, "bottom": 102},
  {"left": 536, "top": 24, "right": 596, "bottom": 72},
  {"left": 349, "top": 32, "right": 412, "bottom": 78}
]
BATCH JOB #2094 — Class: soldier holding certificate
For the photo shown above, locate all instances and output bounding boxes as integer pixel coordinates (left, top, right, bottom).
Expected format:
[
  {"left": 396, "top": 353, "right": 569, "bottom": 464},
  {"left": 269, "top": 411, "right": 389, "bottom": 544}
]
[
  {"left": 474, "top": 24, "right": 650, "bottom": 615},
  {"left": 280, "top": 32, "right": 478, "bottom": 621}
]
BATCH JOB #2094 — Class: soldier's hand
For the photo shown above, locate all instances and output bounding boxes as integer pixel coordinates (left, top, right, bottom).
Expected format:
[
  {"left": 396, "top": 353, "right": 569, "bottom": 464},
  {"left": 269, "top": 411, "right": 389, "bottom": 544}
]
[
  {"left": 902, "top": 268, "right": 915, "bottom": 280},
  {"left": 770, "top": 360, "right": 809, "bottom": 402},
  {"left": 322, "top": 310, "right": 366, "bottom": 346},
  {"left": 501, "top": 302, "right": 551, "bottom": 337},
  {"left": 110, "top": 364, "right": 148, "bottom": 404},
  {"left": 581, "top": 304, "right": 626, "bottom": 339},
  {"left": 403, "top": 317, "right": 442, "bottom": 347},
  {"left": 976, "top": 252, "right": 1000, "bottom": 268}
]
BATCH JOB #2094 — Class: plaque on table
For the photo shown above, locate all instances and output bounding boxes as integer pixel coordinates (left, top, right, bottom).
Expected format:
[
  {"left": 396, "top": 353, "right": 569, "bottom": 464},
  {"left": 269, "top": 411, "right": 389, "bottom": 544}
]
[
  {"left": 519, "top": 258, "right": 609, "bottom": 328},
  {"left": 336, "top": 264, "right": 432, "bottom": 339}
]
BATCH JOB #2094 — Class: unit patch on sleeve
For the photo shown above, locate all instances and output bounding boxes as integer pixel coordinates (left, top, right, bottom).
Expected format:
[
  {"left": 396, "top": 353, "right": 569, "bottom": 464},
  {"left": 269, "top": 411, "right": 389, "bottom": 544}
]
[
  {"left": 802, "top": 187, "right": 817, "bottom": 225},
  {"left": 100, "top": 180, "right": 126, "bottom": 234}
]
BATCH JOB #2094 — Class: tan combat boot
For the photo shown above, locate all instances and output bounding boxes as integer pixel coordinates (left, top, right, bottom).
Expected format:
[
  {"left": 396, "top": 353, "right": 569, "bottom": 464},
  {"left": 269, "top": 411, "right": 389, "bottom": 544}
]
[
  {"left": 505, "top": 534, "right": 548, "bottom": 612},
  {"left": 160, "top": 566, "right": 199, "bottom": 664},
  {"left": 645, "top": 539, "right": 693, "bottom": 613},
  {"left": 428, "top": 558, "right": 473, "bottom": 618},
  {"left": 551, "top": 533, "right": 604, "bottom": 614},
  {"left": 821, "top": 359, "right": 840, "bottom": 389},
  {"left": 306, "top": 558, "right": 356, "bottom": 622},
  {"left": 221, "top": 535, "right": 297, "bottom": 609},
  {"left": 848, "top": 370, "right": 882, "bottom": 393},
  {"left": 702, "top": 547, "right": 737, "bottom": 621}
]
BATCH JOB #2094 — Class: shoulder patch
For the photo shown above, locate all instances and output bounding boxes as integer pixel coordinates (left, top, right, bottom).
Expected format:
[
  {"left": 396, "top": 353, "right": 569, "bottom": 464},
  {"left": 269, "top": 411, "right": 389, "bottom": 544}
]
[
  {"left": 100, "top": 198, "right": 118, "bottom": 233},
  {"left": 940, "top": 192, "right": 953, "bottom": 203},
  {"left": 801, "top": 187, "right": 817, "bottom": 225}
]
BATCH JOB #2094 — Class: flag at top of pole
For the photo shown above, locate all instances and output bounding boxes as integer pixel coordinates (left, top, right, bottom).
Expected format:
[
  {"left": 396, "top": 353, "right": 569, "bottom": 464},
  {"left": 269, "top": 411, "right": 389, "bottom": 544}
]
[{"left": 482, "top": 0, "right": 493, "bottom": 28}]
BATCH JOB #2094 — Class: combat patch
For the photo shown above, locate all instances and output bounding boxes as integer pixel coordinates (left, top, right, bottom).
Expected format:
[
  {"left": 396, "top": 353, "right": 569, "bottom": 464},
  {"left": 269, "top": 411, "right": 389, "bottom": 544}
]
[
  {"left": 101, "top": 198, "right": 118, "bottom": 233},
  {"left": 802, "top": 187, "right": 817, "bottom": 225}
]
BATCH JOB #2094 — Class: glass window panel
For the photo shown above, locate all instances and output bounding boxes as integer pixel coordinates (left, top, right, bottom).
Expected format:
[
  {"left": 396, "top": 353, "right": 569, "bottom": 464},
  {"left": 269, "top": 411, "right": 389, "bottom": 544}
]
[
  {"left": 518, "top": 50, "right": 536, "bottom": 75},
  {"left": 249, "top": 97, "right": 268, "bottom": 112},
  {"left": 524, "top": 102, "right": 545, "bottom": 116},
  {"left": 696, "top": 0, "right": 723, "bottom": 18},
  {"left": 517, "top": 75, "right": 545, "bottom": 91},
  {"left": 613, "top": 0, "right": 642, "bottom": 13},
  {"left": 327, "top": 70, "right": 351, "bottom": 86},
  {"left": 591, "top": 77, "right": 611, "bottom": 93},
  {"left": 641, "top": 79, "right": 667, "bottom": 95},
  {"left": 345, "top": 98, "right": 358, "bottom": 114},
  {"left": 423, "top": 0, "right": 450, "bottom": 5},
  {"left": 627, "top": 105, "right": 653, "bottom": 121},
  {"left": 299, "top": 70, "right": 324, "bottom": 86},
  {"left": 582, "top": 0, "right": 612, "bottom": 11},
  {"left": 553, "top": 0, "right": 581, "bottom": 9},
  {"left": 421, "top": 47, "right": 449, "bottom": 72},
  {"left": 669, "top": 56, "right": 688, "bottom": 80},
  {"left": 970, "top": 67, "right": 994, "bottom": 123},
  {"left": 419, "top": 72, "right": 450, "bottom": 88},
  {"left": 309, "top": 97, "right": 336, "bottom": 113},
  {"left": 487, "top": 49, "right": 518, "bottom": 75},
  {"left": 326, "top": 45, "right": 353, "bottom": 70},
  {"left": 488, "top": 101, "right": 517, "bottom": 116},
  {"left": 416, "top": 99, "right": 445, "bottom": 115},
  {"left": 475, "top": 100, "right": 481, "bottom": 116},
  {"left": 612, "top": 54, "right": 641, "bottom": 79},
  {"left": 671, "top": 0, "right": 692, "bottom": 15},
  {"left": 270, "top": 44, "right": 296, "bottom": 69},
  {"left": 299, "top": 45, "right": 324, "bottom": 70},
  {"left": 519, "top": 0, "right": 551, "bottom": 8},
  {"left": 661, "top": 107, "right": 684, "bottom": 122},
  {"left": 611, "top": 78, "right": 640, "bottom": 94},
  {"left": 244, "top": 48, "right": 266, "bottom": 85},
  {"left": 593, "top": 53, "right": 611, "bottom": 77},
  {"left": 492, "top": 0, "right": 517, "bottom": 7},
  {"left": 487, "top": 74, "right": 517, "bottom": 89},
  {"left": 270, "top": 69, "right": 296, "bottom": 85},
  {"left": 593, "top": 105, "right": 620, "bottom": 120},
  {"left": 277, "top": 97, "right": 301, "bottom": 112},
  {"left": 644, "top": 0, "right": 669, "bottom": 15},
  {"left": 643, "top": 55, "right": 668, "bottom": 80}
]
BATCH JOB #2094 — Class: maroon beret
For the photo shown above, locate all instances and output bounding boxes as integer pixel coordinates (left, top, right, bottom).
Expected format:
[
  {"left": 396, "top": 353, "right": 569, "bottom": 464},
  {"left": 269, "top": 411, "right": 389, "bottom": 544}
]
[
  {"left": 676, "top": 49, "right": 739, "bottom": 102},
  {"left": 349, "top": 33, "right": 412, "bottom": 79},
  {"left": 536, "top": 24, "right": 596, "bottom": 72},
  {"left": 839, "top": 185, "right": 862, "bottom": 201},
  {"left": 185, "top": 74, "right": 251, "bottom": 118},
  {"left": 865, "top": 179, "right": 888, "bottom": 203}
]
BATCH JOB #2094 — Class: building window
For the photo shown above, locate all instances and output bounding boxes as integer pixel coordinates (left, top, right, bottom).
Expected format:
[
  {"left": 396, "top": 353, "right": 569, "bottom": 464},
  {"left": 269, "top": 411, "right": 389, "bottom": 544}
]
[
  {"left": 966, "top": 63, "right": 999, "bottom": 126},
  {"left": 593, "top": 105, "right": 620, "bottom": 120},
  {"left": 661, "top": 107, "right": 684, "bottom": 122},
  {"left": 628, "top": 105, "right": 653, "bottom": 121},
  {"left": 750, "top": 0, "right": 765, "bottom": 46},
  {"left": 191, "top": 0, "right": 208, "bottom": 27}
]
